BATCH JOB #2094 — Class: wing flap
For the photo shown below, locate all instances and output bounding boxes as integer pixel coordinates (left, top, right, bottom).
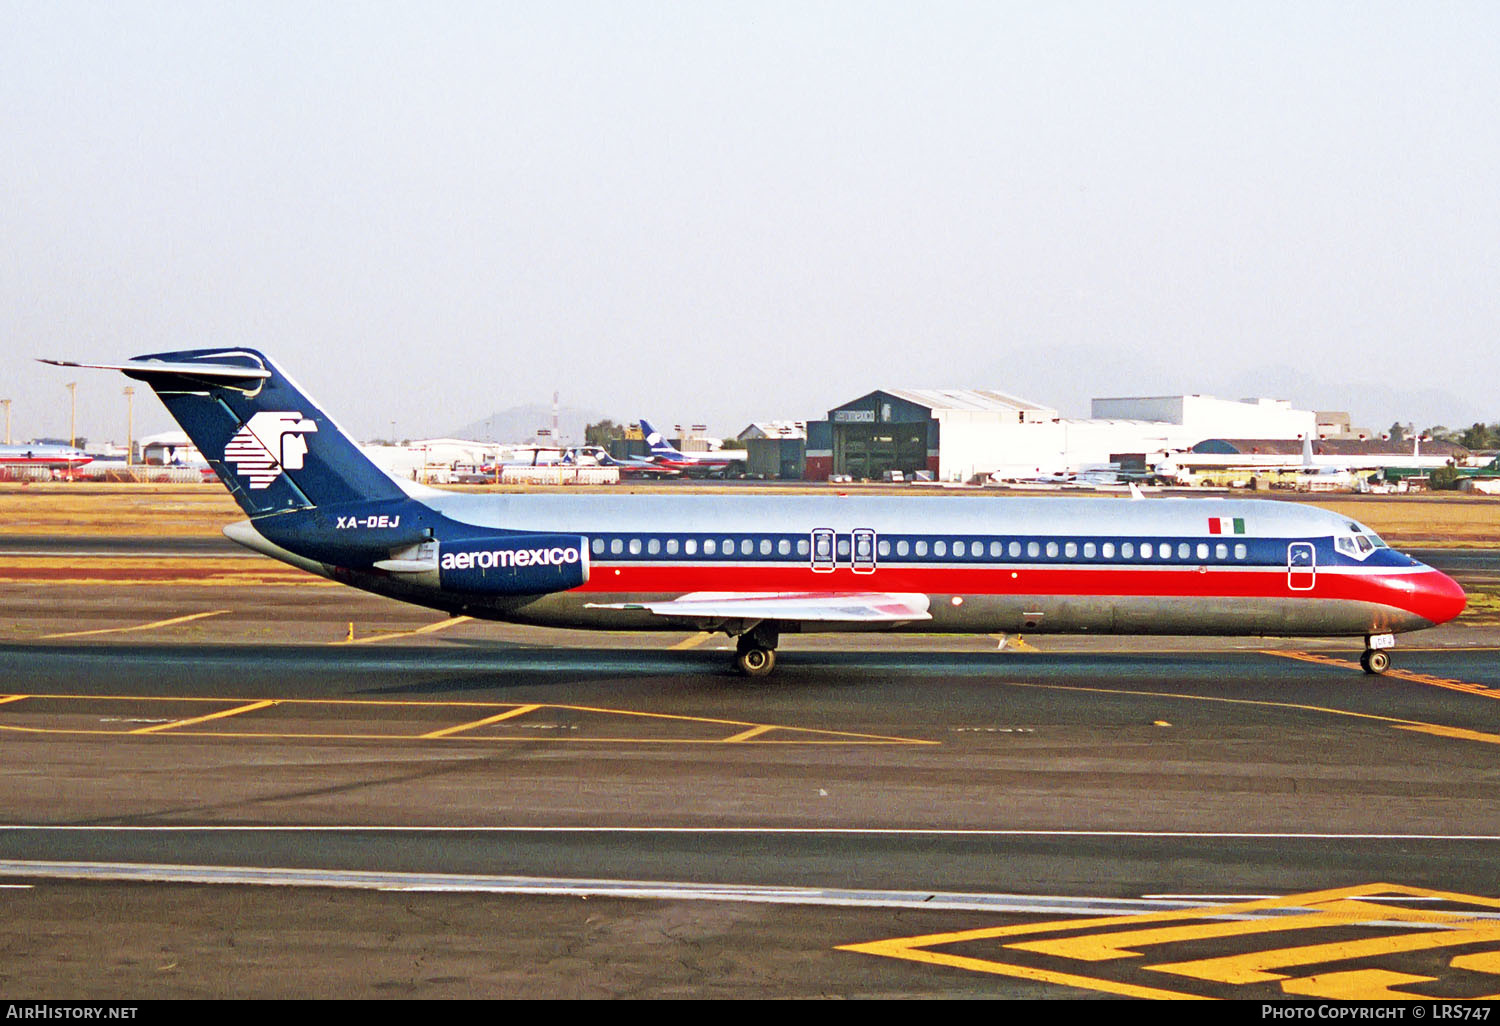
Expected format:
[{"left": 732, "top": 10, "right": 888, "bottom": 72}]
[{"left": 585, "top": 591, "right": 931, "bottom": 623}]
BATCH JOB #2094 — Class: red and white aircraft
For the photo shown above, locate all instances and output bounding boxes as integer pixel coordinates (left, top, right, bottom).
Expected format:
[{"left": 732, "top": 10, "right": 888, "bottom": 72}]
[
  {"left": 638, "top": 420, "right": 742, "bottom": 477},
  {"left": 47, "top": 350, "right": 1466, "bottom": 677},
  {"left": 0, "top": 444, "right": 92, "bottom": 473}
]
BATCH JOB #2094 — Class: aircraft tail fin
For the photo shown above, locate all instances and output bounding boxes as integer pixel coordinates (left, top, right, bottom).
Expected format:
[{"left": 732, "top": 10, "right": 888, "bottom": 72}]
[
  {"left": 638, "top": 419, "right": 682, "bottom": 457},
  {"left": 43, "top": 349, "right": 406, "bottom": 516}
]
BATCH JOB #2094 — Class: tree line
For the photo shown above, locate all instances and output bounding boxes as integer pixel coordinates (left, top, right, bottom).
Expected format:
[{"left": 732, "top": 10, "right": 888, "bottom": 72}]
[{"left": 1389, "top": 422, "right": 1500, "bottom": 450}]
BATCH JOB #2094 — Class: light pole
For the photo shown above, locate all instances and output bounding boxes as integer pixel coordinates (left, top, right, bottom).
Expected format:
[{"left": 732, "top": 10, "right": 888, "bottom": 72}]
[
  {"left": 66, "top": 382, "right": 77, "bottom": 449},
  {"left": 0, "top": 399, "right": 10, "bottom": 444},
  {"left": 123, "top": 387, "right": 135, "bottom": 466}
]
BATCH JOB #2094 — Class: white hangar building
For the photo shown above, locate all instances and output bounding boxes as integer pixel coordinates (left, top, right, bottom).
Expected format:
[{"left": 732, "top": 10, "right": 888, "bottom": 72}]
[{"left": 803, "top": 390, "right": 1319, "bottom": 483}]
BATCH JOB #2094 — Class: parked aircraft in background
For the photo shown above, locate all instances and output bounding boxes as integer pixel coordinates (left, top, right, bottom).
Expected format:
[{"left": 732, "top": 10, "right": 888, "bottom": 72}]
[
  {"left": 43, "top": 351, "right": 1466, "bottom": 677},
  {"left": 565, "top": 446, "right": 681, "bottom": 479},
  {"left": 0, "top": 444, "right": 92, "bottom": 472},
  {"left": 638, "top": 420, "right": 743, "bottom": 477}
]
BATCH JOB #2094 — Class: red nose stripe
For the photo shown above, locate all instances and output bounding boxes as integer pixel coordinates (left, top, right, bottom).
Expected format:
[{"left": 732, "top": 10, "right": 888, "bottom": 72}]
[{"left": 1391, "top": 569, "right": 1467, "bottom": 626}]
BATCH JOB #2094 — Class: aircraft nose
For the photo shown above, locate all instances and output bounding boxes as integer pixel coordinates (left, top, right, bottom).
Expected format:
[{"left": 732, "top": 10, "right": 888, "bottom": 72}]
[{"left": 1404, "top": 567, "right": 1467, "bottom": 626}]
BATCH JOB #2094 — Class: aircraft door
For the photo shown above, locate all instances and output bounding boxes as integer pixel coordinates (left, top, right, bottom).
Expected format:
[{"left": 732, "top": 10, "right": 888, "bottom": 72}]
[
  {"left": 851, "top": 529, "right": 877, "bottom": 574},
  {"left": 1287, "top": 542, "right": 1316, "bottom": 591}
]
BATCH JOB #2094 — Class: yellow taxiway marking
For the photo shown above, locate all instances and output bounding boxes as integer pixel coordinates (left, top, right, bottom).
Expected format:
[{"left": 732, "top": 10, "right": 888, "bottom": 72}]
[
  {"left": 130, "top": 699, "right": 278, "bottom": 735},
  {"left": 840, "top": 882, "right": 1500, "bottom": 1000},
  {"left": 41, "top": 609, "right": 231, "bottom": 640},
  {"left": 990, "top": 678, "right": 1500, "bottom": 745},
  {"left": 336, "top": 615, "right": 473, "bottom": 645},
  {"left": 0, "top": 695, "right": 27, "bottom": 707},
  {"left": 668, "top": 631, "right": 712, "bottom": 650},
  {"left": 420, "top": 704, "right": 541, "bottom": 739},
  {"left": 0, "top": 693, "right": 929, "bottom": 746},
  {"left": 1266, "top": 650, "right": 1499, "bottom": 699}
]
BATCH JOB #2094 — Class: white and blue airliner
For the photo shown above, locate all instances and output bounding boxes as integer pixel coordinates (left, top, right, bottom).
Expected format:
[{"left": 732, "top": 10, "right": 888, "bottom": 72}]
[{"left": 45, "top": 350, "right": 1465, "bottom": 676}]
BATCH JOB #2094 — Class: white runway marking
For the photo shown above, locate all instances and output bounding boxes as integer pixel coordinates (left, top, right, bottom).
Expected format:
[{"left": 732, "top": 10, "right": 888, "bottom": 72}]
[
  {"left": 3, "top": 825, "right": 1498, "bottom": 841},
  {"left": 0, "top": 859, "right": 1223, "bottom": 915}
]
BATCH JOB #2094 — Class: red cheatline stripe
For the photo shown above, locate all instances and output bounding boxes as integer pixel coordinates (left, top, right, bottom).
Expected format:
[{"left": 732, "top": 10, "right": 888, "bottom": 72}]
[{"left": 572, "top": 564, "right": 1447, "bottom": 617}]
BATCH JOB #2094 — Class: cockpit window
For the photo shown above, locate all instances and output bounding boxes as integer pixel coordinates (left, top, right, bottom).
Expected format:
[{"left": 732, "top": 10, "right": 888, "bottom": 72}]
[{"left": 1342, "top": 520, "right": 1389, "bottom": 552}]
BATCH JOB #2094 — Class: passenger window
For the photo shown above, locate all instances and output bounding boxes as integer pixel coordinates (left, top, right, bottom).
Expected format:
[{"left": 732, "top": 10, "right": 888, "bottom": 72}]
[
  {"left": 591, "top": 538, "right": 604, "bottom": 555},
  {"left": 915, "top": 540, "right": 928, "bottom": 557},
  {"left": 877, "top": 540, "right": 891, "bottom": 557},
  {"left": 1215, "top": 543, "right": 1227, "bottom": 560},
  {"left": 991, "top": 541, "right": 1003, "bottom": 558},
  {"left": 934, "top": 540, "right": 947, "bottom": 557},
  {"left": 1140, "top": 543, "right": 1152, "bottom": 559},
  {"left": 1102, "top": 542, "right": 1115, "bottom": 558},
  {"left": 723, "top": 538, "right": 734, "bottom": 554},
  {"left": 1009, "top": 541, "right": 1021, "bottom": 558},
  {"left": 628, "top": 538, "right": 642, "bottom": 555},
  {"left": 1122, "top": 542, "right": 1134, "bottom": 559},
  {"left": 647, "top": 538, "right": 661, "bottom": 555},
  {"left": 1179, "top": 542, "right": 1191, "bottom": 560},
  {"left": 759, "top": 539, "right": 772, "bottom": 556},
  {"left": 777, "top": 539, "right": 790, "bottom": 556},
  {"left": 796, "top": 539, "right": 810, "bottom": 556},
  {"left": 665, "top": 538, "right": 678, "bottom": 555},
  {"left": 610, "top": 538, "right": 623, "bottom": 555},
  {"left": 1234, "top": 543, "right": 1247, "bottom": 560},
  {"left": 896, "top": 540, "right": 910, "bottom": 557},
  {"left": 1045, "top": 541, "right": 1058, "bottom": 558},
  {"left": 685, "top": 538, "right": 697, "bottom": 555},
  {"left": 1064, "top": 542, "right": 1077, "bottom": 558},
  {"left": 952, "top": 541, "right": 965, "bottom": 557},
  {"left": 1027, "top": 541, "right": 1039, "bottom": 558},
  {"left": 1196, "top": 543, "right": 1208, "bottom": 561},
  {"left": 836, "top": 537, "right": 851, "bottom": 558},
  {"left": 704, "top": 539, "right": 717, "bottom": 555},
  {"left": 1083, "top": 542, "right": 1096, "bottom": 558},
  {"left": 740, "top": 539, "right": 752, "bottom": 555}
]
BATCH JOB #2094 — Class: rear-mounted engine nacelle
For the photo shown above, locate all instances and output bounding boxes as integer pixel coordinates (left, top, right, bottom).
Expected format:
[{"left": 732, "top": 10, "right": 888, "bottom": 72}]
[{"left": 437, "top": 534, "right": 589, "bottom": 596}]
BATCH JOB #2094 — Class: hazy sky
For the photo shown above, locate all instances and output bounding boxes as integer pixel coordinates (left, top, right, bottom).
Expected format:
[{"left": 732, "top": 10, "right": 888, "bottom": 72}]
[{"left": 4, "top": 2, "right": 1497, "bottom": 445}]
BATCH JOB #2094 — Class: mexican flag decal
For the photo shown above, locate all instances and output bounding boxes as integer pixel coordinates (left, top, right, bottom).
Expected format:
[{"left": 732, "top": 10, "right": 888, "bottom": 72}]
[{"left": 1208, "top": 517, "right": 1245, "bottom": 535}]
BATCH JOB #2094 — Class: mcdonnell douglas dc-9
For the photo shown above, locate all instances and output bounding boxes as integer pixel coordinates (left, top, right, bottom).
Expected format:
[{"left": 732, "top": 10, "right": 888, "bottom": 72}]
[{"left": 44, "top": 350, "right": 1465, "bottom": 677}]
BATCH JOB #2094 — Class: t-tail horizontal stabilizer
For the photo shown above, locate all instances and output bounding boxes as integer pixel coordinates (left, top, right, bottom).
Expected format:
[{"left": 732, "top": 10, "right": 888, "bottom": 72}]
[{"left": 41, "top": 349, "right": 406, "bottom": 517}]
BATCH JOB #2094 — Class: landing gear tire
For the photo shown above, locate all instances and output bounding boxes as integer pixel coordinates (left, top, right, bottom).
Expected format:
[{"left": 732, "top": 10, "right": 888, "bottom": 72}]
[
  {"left": 1360, "top": 649, "right": 1390, "bottom": 675},
  {"left": 736, "top": 646, "right": 776, "bottom": 677}
]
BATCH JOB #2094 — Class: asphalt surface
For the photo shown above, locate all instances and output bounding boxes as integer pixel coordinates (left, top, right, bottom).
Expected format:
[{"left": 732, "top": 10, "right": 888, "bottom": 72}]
[{"left": 2, "top": 542, "right": 1499, "bottom": 999}]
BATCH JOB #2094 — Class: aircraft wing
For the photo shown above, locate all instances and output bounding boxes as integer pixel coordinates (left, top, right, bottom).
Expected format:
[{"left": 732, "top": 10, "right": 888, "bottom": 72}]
[{"left": 585, "top": 591, "right": 931, "bottom": 624}]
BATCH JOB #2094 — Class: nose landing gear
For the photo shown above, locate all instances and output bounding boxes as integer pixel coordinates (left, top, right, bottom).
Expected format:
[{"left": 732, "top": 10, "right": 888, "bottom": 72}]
[{"left": 1360, "top": 633, "right": 1396, "bottom": 675}]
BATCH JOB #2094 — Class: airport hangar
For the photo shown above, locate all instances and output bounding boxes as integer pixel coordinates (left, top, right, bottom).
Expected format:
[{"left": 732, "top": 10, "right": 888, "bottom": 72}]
[{"left": 799, "top": 389, "right": 1322, "bottom": 483}]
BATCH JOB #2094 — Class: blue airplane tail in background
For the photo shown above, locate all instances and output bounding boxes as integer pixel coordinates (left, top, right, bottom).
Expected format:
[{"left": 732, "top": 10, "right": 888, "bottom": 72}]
[
  {"left": 638, "top": 419, "right": 682, "bottom": 457},
  {"left": 46, "top": 348, "right": 406, "bottom": 517}
]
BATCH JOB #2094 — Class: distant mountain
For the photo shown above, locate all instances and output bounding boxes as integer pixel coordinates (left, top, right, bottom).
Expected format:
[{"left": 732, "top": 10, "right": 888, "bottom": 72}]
[{"left": 449, "top": 404, "right": 608, "bottom": 445}]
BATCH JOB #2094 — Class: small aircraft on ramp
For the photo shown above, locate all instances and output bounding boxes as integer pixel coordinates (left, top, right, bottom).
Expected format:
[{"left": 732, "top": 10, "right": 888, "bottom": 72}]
[{"left": 44, "top": 350, "right": 1465, "bottom": 677}]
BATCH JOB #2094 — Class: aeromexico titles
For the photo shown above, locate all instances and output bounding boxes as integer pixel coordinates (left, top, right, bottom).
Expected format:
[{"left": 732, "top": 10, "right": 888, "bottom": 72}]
[{"left": 43, "top": 349, "right": 1465, "bottom": 676}]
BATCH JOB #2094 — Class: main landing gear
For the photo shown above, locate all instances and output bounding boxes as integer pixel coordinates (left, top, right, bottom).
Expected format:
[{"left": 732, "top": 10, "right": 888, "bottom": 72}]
[
  {"left": 734, "top": 624, "right": 780, "bottom": 677},
  {"left": 1360, "top": 633, "right": 1396, "bottom": 675}
]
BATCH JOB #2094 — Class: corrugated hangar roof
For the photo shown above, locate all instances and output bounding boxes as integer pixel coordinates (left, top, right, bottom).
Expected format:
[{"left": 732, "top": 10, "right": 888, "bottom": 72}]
[{"left": 880, "top": 388, "right": 1053, "bottom": 414}]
